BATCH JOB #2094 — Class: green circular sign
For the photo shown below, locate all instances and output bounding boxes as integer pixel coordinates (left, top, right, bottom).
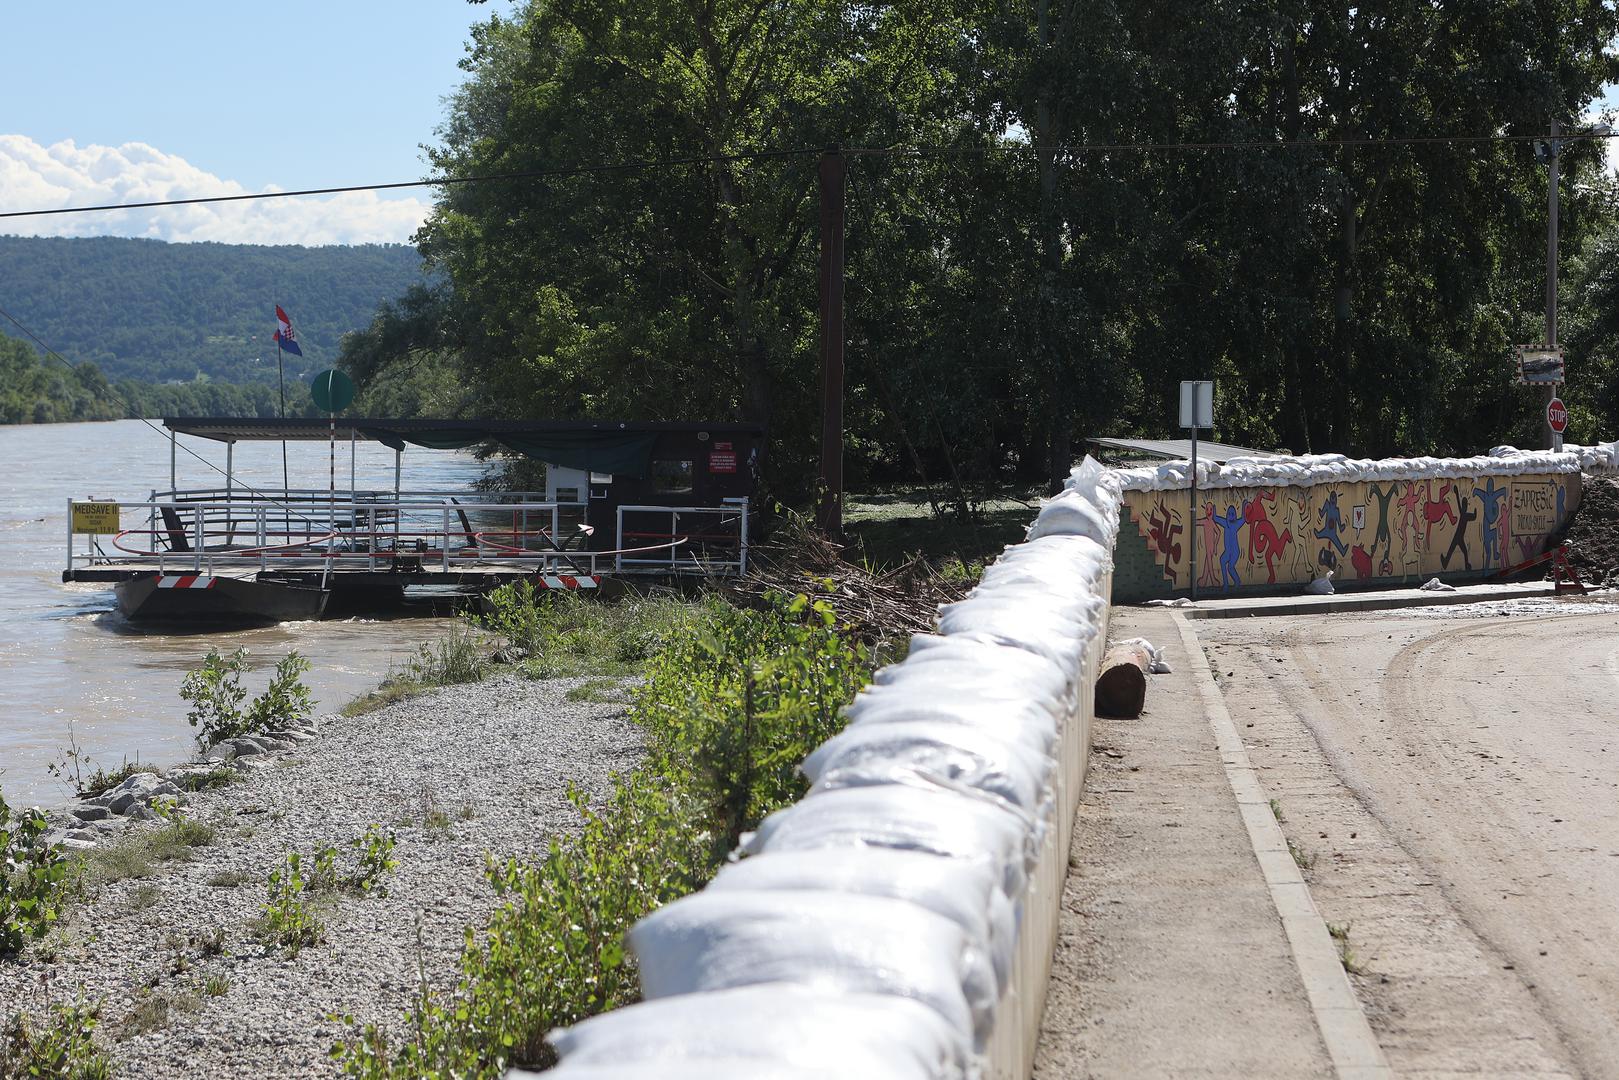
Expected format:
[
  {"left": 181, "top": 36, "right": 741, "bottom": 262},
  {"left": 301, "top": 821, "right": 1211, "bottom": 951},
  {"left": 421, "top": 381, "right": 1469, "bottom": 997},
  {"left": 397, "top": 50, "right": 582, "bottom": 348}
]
[{"left": 310, "top": 369, "right": 356, "bottom": 413}]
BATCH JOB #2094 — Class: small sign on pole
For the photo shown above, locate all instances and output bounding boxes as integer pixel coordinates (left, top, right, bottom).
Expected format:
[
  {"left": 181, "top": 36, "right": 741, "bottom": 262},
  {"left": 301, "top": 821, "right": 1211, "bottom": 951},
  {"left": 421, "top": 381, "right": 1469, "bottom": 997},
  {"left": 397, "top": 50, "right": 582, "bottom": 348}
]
[
  {"left": 1548, "top": 396, "right": 1569, "bottom": 436},
  {"left": 70, "top": 501, "right": 119, "bottom": 535},
  {"left": 1180, "top": 380, "right": 1214, "bottom": 600}
]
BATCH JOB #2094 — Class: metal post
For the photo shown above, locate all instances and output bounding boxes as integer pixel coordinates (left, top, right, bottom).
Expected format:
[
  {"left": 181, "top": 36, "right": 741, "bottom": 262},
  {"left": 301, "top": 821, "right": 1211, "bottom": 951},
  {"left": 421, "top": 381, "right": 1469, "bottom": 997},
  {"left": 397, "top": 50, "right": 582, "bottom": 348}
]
[
  {"left": 393, "top": 448, "right": 401, "bottom": 497},
  {"left": 816, "top": 147, "right": 847, "bottom": 538},
  {"left": 350, "top": 426, "right": 357, "bottom": 503},
  {"left": 442, "top": 508, "right": 450, "bottom": 572},
  {"left": 616, "top": 506, "right": 625, "bottom": 574},
  {"left": 1546, "top": 117, "right": 1562, "bottom": 452},
  {"left": 739, "top": 499, "right": 750, "bottom": 575},
  {"left": 1189, "top": 428, "right": 1199, "bottom": 601},
  {"left": 169, "top": 428, "right": 177, "bottom": 493},
  {"left": 65, "top": 498, "right": 73, "bottom": 575}
]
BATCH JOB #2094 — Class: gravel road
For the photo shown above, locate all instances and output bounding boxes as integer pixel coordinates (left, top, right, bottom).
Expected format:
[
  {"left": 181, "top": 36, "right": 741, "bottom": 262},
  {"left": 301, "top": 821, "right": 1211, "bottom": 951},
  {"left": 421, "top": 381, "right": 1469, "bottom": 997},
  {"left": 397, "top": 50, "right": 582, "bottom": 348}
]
[
  {"left": 0, "top": 673, "right": 644, "bottom": 1079},
  {"left": 1201, "top": 599, "right": 1619, "bottom": 1077}
]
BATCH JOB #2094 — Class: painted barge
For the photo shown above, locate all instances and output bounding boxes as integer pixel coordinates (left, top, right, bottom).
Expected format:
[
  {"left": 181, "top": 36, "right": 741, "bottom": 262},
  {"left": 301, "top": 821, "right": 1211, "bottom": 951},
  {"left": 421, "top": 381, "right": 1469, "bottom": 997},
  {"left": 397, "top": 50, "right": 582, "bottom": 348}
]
[{"left": 65, "top": 418, "right": 760, "bottom": 624}]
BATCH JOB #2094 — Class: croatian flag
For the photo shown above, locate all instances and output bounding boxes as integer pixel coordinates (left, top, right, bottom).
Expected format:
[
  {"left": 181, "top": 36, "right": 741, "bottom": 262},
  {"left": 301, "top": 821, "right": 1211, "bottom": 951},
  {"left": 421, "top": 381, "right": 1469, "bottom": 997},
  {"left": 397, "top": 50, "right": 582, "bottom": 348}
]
[{"left": 273, "top": 305, "right": 303, "bottom": 356}]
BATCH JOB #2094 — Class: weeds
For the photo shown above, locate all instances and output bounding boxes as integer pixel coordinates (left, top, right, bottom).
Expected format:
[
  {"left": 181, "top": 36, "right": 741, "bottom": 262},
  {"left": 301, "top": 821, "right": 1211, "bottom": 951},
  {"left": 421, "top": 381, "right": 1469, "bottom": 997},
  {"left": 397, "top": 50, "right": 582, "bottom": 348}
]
[
  {"left": 255, "top": 851, "right": 325, "bottom": 956},
  {"left": 1, "top": 996, "right": 110, "bottom": 1079},
  {"left": 1288, "top": 838, "right": 1317, "bottom": 870},
  {"left": 127, "top": 883, "right": 161, "bottom": 913},
  {"left": 1327, "top": 922, "right": 1366, "bottom": 974},
  {"left": 119, "top": 991, "right": 169, "bottom": 1037},
  {"left": 481, "top": 585, "right": 692, "bottom": 680},
  {"left": 179, "top": 648, "right": 315, "bottom": 748},
  {"left": 174, "top": 767, "right": 237, "bottom": 793},
  {"left": 563, "top": 678, "right": 629, "bottom": 704},
  {"left": 203, "top": 973, "right": 230, "bottom": 998},
  {"left": 0, "top": 792, "right": 76, "bottom": 957},
  {"left": 1269, "top": 798, "right": 1285, "bottom": 822},
  {"left": 206, "top": 868, "right": 254, "bottom": 889},
  {"left": 351, "top": 826, "right": 398, "bottom": 895}
]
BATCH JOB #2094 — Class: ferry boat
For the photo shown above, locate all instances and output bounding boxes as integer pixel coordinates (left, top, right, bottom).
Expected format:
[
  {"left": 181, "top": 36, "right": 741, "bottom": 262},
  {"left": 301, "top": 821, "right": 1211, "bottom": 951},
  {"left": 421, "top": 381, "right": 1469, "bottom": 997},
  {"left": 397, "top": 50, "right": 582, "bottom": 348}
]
[{"left": 64, "top": 417, "right": 760, "bottom": 624}]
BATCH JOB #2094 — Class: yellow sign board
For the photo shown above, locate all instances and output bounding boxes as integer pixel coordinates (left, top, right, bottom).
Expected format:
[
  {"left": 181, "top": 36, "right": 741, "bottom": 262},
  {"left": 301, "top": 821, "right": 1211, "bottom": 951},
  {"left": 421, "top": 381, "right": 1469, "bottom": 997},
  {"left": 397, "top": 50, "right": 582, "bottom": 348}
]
[{"left": 71, "top": 501, "right": 120, "bottom": 534}]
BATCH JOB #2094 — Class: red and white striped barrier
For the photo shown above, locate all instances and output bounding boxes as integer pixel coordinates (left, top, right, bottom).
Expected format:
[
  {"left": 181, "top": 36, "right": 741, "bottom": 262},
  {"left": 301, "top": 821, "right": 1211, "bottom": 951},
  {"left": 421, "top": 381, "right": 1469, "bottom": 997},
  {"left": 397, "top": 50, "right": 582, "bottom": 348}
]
[
  {"left": 534, "top": 575, "right": 601, "bottom": 590},
  {"left": 156, "top": 575, "right": 217, "bottom": 590}
]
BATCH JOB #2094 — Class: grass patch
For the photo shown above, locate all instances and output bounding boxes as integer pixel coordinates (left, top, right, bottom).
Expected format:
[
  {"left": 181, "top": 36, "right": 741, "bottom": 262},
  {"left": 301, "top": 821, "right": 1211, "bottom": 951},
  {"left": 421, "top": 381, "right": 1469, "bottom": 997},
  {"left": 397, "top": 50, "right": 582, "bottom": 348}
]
[
  {"left": 127, "top": 884, "right": 161, "bottom": 913},
  {"left": 342, "top": 676, "right": 429, "bottom": 718},
  {"left": 563, "top": 677, "right": 631, "bottom": 704},
  {"left": 206, "top": 868, "right": 255, "bottom": 889},
  {"left": 1269, "top": 798, "right": 1285, "bottom": 822},
  {"left": 87, "top": 812, "right": 217, "bottom": 885},
  {"left": 118, "top": 991, "right": 169, "bottom": 1038},
  {"left": 203, "top": 974, "right": 230, "bottom": 998},
  {"left": 1288, "top": 838, "right": 1317, "bottom": 870},
  {"left": 843, "top": 484, "right": 1039, "bottom": 576},
  {"left": 481, "top": 586, "right": 694, "bottom": 680},
  {"left": 174, "top": 767, "right": 238, "bottom": 793}
]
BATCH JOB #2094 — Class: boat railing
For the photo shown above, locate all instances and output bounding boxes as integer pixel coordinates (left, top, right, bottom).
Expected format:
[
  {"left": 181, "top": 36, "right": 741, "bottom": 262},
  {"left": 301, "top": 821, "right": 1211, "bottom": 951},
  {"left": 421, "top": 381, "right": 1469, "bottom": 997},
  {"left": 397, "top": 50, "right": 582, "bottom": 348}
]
[
  {"left": 614, "top": 501, "right": 749, "bottom": 576},
  {"left": 67, "top": 495, "right": 749, "bottom": 579}
]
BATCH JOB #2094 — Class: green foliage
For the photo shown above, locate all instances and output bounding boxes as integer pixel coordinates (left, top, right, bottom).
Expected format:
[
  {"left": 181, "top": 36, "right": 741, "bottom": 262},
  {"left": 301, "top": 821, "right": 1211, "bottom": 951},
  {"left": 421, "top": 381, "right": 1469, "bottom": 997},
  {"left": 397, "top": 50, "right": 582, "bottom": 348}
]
[
  {"left": 257, "top": 851, "right": 326, "bottom": 956},
  {"left": 333, "top": 594, "right": 872, "bottom": 1078},
  {"left": 635, "top": 593, "right": 872, "bottom": 852},
  {"left": 0, "top": 235, "right": 423, "bottom": 388},
  {"left": 405, "top": 627, "right": 484, "bottom": 688},
  {"left": 179, "top": 649, "right": 315, "bottom": 748},
  {"left": 0, "top": 794, "right": 75, "bottom": 959},
  {"left": 477, "top": 585, "right": 692, "bottom": 678},
  {"left": 0, "top": 997, "right": 110, "bottom": 1080},
  {"left": 351, "top": 827, "right": 398, "bottom": 896}
]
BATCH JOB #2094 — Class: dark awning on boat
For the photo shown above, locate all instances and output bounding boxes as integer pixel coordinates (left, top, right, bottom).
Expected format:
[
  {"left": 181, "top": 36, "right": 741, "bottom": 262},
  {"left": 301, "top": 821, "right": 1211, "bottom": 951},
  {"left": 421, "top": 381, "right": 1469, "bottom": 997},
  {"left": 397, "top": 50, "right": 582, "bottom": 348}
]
[{"left": 162, "top": 418, "right": 764, "bottom": 479}]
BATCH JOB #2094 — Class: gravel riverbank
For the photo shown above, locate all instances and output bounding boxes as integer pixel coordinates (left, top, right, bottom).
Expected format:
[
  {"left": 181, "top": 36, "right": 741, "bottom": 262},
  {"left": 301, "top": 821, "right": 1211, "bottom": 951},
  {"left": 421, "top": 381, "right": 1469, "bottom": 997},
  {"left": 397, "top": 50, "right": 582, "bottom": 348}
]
[{"left": 1, "top": 674, "right": 644, "bottom": 1079}]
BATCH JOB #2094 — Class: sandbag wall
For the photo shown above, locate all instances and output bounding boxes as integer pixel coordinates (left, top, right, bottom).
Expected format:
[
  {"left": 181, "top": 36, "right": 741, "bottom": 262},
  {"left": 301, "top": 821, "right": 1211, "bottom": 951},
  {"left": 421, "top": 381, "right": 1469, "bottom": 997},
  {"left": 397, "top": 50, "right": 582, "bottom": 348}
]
[{"left": 525, "top": 458, "right": 1123, "bottom": 1080}]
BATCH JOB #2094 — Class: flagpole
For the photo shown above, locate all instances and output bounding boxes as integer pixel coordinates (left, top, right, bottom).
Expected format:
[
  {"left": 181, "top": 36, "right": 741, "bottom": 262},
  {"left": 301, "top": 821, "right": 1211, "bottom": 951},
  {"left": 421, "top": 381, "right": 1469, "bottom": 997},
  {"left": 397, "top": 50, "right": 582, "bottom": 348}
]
[{"left": 277, "top": 342, "right": 289, "bottom": 494}]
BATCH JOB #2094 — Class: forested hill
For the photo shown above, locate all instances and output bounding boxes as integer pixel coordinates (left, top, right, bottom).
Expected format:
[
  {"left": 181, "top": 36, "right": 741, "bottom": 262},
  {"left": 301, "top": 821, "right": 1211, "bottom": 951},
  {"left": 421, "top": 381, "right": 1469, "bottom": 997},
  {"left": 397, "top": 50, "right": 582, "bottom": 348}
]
[{"left": 0, "top": 236, "right": 424, "bottom": 384}]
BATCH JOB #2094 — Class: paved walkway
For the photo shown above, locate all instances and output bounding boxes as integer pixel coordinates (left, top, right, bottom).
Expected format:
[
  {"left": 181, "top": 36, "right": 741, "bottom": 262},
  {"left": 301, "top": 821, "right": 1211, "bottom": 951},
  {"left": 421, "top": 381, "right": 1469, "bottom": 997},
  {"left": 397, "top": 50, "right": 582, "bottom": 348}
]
[{"left": 1034, "top": 607, "right": 1339, "bottom": 1078}]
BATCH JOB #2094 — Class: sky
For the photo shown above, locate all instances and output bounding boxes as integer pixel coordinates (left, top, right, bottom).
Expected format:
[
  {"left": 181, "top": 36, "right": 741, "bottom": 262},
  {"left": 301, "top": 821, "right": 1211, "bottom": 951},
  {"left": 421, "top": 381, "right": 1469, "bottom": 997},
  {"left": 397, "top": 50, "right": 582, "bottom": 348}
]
[{"left": 0, "top": 1, "right": 514, "bottom": 246}]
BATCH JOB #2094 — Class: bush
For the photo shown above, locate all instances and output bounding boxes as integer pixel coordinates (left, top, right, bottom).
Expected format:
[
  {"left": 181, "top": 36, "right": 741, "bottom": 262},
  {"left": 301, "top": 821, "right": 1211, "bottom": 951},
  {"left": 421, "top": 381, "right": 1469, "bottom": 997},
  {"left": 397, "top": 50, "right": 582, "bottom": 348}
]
[
  {"left": 180, "top": 648, "right": 315, "bottom": 748},
  {"left": 0, "top": 793, "right": 75, "bottom": 958},
  {"left": 1, "top": 997, "right": 109, "bottom": 1080},
  {"left": 333, "top": 592, "right": 873, "bottom": 1078},
  {"left": 477, "top": 585, "right": 692, "bottom": 678},
  {"left": 256, "top": 851, "right": 326, "bottom": 956},
  {"left": 351, "top": 826, "right": 398, "bottom": 895},
  {"left": 405, "top": 625, "right": 484, "bottom": 687}
]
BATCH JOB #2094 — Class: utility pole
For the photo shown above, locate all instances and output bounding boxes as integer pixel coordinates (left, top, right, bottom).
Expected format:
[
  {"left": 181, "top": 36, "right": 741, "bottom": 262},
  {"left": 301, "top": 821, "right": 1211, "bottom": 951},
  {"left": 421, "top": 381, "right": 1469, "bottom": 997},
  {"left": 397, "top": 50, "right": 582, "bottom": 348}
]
[
  {"left": 1545, "top": 117, "right": 1561, "bottom": 451},
  {"left": 816, "top": 147, "right": 847, "bottom": 538}
]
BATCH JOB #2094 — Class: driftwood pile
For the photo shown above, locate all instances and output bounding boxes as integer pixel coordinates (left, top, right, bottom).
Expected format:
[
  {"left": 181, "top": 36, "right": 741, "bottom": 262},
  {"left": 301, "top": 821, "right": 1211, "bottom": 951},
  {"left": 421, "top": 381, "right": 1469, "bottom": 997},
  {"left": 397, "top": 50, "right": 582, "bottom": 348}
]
[{"left": 725, "top": 523, "right": 973, "bottom": 644}]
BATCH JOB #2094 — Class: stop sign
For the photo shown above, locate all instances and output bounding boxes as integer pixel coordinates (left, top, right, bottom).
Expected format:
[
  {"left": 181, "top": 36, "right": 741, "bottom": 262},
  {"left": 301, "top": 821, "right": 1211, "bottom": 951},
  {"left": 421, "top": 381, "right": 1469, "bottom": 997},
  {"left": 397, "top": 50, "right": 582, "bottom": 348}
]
[{"left": 1548, "top": 397, "right": 1569, "bottom": 434}]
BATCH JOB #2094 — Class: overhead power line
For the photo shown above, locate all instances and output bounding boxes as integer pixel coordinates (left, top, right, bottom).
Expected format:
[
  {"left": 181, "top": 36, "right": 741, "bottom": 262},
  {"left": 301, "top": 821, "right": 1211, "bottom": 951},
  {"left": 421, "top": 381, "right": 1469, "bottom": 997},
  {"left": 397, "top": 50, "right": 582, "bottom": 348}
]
[{"left": 0, "top": 131, "right": 1610, "bottom": 222}]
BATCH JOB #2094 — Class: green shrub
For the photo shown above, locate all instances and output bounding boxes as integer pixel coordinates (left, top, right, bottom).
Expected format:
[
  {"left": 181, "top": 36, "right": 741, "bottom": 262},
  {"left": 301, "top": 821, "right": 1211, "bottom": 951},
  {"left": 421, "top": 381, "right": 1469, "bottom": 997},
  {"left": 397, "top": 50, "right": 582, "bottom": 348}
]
[
  {"left": 180, "top": 648, "right": 315, "bottom": 748},
  {"left": 478, "top": 586, "right": 692, "bottom": 679},
  {"left": 0, "top": 793, "right": 75, "bottom": 958},
  {"left": 1, "top": 997, "right": 109, "bottom": 1080},
  {"left": 406, "top": 625, "right": 484, "bottom": 687},
  {"left": 257, "top": 851, "right": 325, "bottom": 956},
  {"left": 351, "top": 826, "right": 398, "bottom": 895},
  {"left": 333, "top": 592, "right": 873, "bottom": 1078}
]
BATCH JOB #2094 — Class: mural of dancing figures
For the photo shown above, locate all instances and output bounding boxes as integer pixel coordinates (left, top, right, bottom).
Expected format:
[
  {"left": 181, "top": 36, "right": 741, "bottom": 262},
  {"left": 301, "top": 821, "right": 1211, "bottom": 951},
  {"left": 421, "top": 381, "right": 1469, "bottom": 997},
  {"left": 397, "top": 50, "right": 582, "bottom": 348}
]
[{"left": 1118, "top": 471, "right": 1579, "bottom": 600}]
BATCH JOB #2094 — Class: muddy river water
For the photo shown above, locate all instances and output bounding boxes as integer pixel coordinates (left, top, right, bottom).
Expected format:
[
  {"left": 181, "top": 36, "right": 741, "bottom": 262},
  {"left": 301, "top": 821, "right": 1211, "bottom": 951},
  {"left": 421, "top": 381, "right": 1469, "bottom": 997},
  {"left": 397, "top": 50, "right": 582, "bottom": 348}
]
[{"left": 0, "top": 419, "right": 480, "bottom": 808}]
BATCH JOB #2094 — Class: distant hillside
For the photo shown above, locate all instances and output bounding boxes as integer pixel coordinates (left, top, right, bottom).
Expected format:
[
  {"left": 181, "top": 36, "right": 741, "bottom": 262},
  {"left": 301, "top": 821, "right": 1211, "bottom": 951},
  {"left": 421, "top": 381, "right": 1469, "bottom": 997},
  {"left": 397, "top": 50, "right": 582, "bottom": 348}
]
[{"left": 0, "top": 236, "right": 424, "bottom": 385}]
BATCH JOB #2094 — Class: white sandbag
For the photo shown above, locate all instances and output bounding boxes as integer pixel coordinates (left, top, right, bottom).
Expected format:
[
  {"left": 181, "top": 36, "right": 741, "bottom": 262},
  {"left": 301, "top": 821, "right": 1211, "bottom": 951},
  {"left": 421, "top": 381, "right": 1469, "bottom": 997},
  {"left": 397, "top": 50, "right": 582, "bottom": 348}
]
[
  {"left": 708, "top": 848, "right": 1016, "bottom": 993},
  {"left": 892, "top": 634, "right": 1076, "bottom": 701},
  {"left": 935, "top": 592, "right": 1102, "bottom": 667},
  {"left": 979, "top": 537, "right": 1112, "bottom": 594},
  {"left": 802, "top": 718, "right": 1053, "bottom": 818},
  {"left": 1303, "top": 572, "right": 1334, "bottom": 595},
  {"left": 545, "top": 985, "right": 968, "bottom": 1080},
  {"left": 1025, "top": 488, "right": 1115, "bottom": 544},
  {"left": 628, "top": 890, "right": 997, "bottom": 1048},
  {"left": 531, "top": 1064, "right": 830, "bottom": 1080},
  {"left": 844, "top": 686, "right": 1061, "bottom": 758},
  {"left": 742, "top": 784, "right": 1033, "bottom": 899}
]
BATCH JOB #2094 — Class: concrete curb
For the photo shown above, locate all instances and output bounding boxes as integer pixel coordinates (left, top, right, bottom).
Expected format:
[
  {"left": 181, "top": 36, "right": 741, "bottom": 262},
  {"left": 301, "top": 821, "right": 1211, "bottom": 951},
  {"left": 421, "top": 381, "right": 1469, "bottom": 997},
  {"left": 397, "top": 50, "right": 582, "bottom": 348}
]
[
  {"left": 1178, "top": 583, "right": 1556, "bottom": 619},
  {"left": 1174, "top": 613, "right": 1393, "bottom": 1080}
]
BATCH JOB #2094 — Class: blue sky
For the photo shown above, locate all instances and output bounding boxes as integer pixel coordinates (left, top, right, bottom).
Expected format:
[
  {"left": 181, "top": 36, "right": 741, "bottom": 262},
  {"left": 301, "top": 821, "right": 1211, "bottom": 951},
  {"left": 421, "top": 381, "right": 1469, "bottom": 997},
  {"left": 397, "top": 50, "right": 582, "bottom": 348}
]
[{"left": 0, "top": 1, "right": 513, "bottom": 245}]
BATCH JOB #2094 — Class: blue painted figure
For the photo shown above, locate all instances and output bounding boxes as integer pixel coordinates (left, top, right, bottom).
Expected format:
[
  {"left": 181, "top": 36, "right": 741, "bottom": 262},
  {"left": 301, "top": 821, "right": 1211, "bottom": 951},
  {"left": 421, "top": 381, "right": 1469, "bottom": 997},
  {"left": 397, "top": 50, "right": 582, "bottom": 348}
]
[
  {"left": 1213, "top": 504, "right": 1244, "bottom": 591},
  {"left": 1471, "top": 479, "right": 1508, "bottom": 566},
  {"left": 1315, "top": 491, "right": 1348, "bottom": 555}
]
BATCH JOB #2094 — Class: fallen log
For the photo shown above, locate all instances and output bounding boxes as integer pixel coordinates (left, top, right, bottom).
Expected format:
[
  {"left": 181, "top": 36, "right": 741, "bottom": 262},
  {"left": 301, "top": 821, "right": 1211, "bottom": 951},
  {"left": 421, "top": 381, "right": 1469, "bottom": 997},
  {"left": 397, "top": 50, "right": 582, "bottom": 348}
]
[{"left": 1094, "top": 642, "right": 1151, "bottom": 718}]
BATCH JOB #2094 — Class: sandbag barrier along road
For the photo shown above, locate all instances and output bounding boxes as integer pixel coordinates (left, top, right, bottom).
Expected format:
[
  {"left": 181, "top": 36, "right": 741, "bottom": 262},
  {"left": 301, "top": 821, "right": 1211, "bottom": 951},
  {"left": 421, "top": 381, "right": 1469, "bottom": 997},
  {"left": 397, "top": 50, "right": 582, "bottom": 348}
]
[{"left": 516, "top": 458, "right": 1122, "bottom": 1080}]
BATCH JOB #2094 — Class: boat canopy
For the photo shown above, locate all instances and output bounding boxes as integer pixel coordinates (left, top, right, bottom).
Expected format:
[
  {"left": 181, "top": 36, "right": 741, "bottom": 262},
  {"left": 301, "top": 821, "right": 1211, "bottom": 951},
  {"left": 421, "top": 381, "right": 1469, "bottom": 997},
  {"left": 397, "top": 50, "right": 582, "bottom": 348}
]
[{"left": 162, "top": 418, "right": 764, "bottom": 479}]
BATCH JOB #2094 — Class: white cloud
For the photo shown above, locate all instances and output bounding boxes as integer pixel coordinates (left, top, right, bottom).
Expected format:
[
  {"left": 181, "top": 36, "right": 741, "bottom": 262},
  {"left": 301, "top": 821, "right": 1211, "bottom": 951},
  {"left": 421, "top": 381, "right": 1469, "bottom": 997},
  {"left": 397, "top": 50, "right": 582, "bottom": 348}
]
[{"left": 0, "top": 135, "right": 430, "bottom": 245}]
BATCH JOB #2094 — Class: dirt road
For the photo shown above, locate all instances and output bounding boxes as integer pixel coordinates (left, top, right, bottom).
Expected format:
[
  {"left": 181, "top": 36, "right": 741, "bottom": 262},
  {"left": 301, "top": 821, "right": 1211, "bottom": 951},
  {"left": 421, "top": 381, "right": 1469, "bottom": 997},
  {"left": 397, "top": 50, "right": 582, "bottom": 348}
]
[{"left": 1201, "top": 600, "right": 1619, "bottom": 1077}]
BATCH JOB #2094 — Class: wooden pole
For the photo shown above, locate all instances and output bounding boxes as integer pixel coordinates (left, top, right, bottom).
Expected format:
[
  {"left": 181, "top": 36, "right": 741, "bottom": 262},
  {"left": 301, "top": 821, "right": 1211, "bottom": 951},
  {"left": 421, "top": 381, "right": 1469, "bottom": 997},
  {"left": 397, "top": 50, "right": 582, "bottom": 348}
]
[{"left": 816, "top": 147, "right": 847, "bottom": 538}]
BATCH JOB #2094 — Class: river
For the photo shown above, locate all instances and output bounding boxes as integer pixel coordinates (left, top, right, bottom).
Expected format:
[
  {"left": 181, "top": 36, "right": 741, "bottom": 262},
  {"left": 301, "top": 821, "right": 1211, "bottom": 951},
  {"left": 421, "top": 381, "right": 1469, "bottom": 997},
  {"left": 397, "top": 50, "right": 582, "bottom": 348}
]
[{"left": 0, "top": 419, "right": 481, "bottom": 809}]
